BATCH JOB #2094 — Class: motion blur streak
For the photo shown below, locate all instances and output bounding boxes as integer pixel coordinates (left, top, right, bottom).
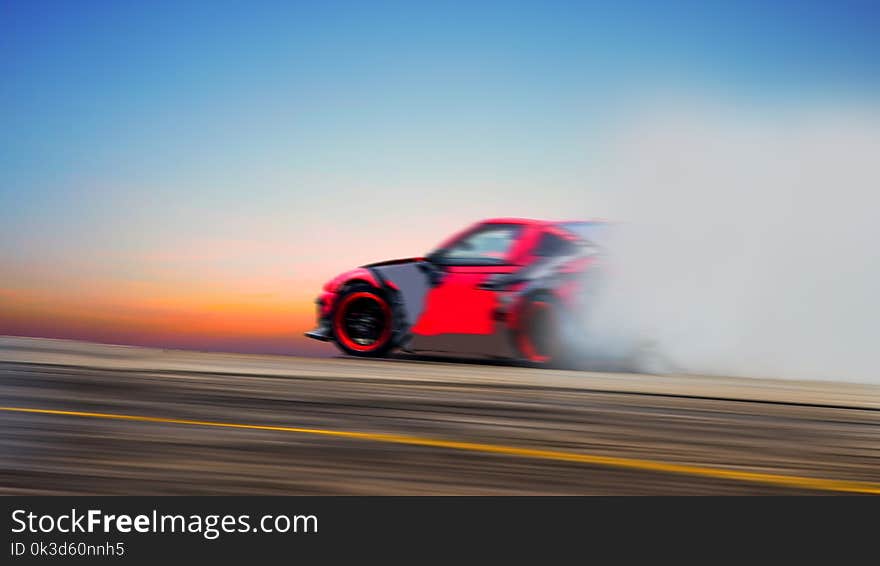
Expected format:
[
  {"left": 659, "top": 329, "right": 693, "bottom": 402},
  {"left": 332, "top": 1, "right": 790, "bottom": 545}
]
[
  {"left": 581, "top": 101, "right": 880, "bottom": 383},
  {"left": 3, "top": 405, "right": 878, "bottom": 495}
]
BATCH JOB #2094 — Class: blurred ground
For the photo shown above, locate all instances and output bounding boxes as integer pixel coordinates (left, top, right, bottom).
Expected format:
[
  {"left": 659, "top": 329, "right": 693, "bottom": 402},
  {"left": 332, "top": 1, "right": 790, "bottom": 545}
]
[{"left": 1, "top": 336, "right": 877, "bottom": 495}]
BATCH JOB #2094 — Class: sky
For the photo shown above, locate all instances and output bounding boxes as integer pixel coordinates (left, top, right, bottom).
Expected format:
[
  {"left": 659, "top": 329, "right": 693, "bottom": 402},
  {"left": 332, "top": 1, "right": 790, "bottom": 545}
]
[{"left": 1, "top": 0, "right": 878, "bottom": 355}]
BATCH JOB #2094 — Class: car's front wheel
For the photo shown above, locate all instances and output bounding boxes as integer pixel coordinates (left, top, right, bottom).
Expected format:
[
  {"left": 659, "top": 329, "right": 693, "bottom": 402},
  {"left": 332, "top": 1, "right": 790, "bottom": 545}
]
[{"left": 332, "top": 283, "right": 395, "bottom": 357}]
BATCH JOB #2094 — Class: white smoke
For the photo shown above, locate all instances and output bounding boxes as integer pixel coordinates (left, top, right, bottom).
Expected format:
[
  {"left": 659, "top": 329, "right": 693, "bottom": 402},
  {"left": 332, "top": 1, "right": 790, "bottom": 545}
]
[{"left": 580, "top": 100, "right": 880, "bottom": 383}]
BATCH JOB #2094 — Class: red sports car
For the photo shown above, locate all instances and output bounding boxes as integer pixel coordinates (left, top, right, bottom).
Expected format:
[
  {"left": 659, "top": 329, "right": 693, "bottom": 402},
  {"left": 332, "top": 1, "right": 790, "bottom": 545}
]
[{"left": 306, "top": 218, "right": 606, "bottom": 365}]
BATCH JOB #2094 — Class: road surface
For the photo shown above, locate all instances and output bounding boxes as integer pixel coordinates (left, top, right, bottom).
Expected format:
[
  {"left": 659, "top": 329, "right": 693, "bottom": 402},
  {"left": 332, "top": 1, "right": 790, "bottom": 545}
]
[{"left": 1, "top": 336, "right": 878, "bottom": 495}]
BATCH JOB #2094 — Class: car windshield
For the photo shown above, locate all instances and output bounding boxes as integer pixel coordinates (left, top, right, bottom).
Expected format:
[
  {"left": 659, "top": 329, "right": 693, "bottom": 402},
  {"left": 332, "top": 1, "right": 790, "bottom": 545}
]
[{"left": 431, "top": 224, "right": 522, "bottom": 265}]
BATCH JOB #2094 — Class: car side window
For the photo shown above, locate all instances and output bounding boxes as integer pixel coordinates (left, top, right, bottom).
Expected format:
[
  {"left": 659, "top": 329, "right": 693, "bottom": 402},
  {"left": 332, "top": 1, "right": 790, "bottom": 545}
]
[
  {"left": 437, "top": 225, "right": 522, "bottom": 265},
  {"left": 533, "top": 232, "right": 576, "bottom": 257}
]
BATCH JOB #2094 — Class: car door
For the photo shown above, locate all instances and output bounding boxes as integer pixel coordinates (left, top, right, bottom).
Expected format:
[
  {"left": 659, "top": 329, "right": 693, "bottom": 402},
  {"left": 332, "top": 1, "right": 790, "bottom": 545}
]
[{"left": 409, "top": 222, "right": 535, "bottom": 355}]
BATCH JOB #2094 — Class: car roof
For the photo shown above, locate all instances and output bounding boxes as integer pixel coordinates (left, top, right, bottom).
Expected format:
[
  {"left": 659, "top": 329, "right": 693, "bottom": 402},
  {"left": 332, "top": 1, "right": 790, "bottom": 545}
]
[
  {"left": 434, "top": 217, "right": 607, "bottom": 254},
  {"left": 479, "top": 217, "right": 551, "bottom": 227},
  {"left": 479, "top": 217, "right": 606, "bottom": 229}
]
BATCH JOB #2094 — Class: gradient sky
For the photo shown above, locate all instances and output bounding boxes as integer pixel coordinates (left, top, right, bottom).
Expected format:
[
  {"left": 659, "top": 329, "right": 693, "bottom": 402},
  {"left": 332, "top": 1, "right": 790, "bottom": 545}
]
[{"left": 1, "top": 0, "right": 878, "bottom": 354}]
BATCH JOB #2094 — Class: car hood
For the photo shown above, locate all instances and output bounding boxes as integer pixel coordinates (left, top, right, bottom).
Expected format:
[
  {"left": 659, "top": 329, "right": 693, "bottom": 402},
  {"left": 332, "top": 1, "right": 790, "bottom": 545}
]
[{"left": 362, "top": 257, "right": 424, "bottom": 268}]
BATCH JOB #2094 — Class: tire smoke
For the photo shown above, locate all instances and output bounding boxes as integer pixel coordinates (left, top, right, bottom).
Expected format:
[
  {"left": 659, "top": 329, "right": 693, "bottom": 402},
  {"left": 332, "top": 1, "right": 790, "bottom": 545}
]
[{"left": 578, "top": 101, "right": 880, "bottom": 383}]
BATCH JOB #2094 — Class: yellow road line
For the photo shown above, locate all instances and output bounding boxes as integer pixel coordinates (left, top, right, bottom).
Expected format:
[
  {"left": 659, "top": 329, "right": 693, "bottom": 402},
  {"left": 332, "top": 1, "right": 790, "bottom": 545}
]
[{"left": 2, "top": 406, "right": 878, "bottom": 494}]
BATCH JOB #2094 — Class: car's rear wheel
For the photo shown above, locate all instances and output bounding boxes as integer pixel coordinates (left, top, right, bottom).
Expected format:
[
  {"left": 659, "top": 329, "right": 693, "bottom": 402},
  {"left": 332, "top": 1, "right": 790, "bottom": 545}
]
[
  {"left": 332, "top": 283, "right": 394, "bottom": 357},
  {"left": 514, "top": 294, "right": 566, "bottom": 366}
]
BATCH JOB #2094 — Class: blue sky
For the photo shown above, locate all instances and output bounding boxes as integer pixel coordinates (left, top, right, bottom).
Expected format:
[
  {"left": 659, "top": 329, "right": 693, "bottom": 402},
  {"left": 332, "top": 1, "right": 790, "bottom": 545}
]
[
  {"left": 3, "top": 1, "right": 877, "bottom": 192},
  {"left": 1, "top": 0, "right": 878, "bottom": 353}
]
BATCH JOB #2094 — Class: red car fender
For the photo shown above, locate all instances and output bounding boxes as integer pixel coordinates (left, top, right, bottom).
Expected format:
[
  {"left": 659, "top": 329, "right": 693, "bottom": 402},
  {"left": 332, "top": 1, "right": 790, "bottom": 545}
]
[
  {"left": 511, "top": 285, "right": 570, "bottom": 324},
  {"left": 323, "top": 267, "right": 381, "bottom": 293},
  {"left": 319, "top": 267, "right": 383, "bottom": 317}
]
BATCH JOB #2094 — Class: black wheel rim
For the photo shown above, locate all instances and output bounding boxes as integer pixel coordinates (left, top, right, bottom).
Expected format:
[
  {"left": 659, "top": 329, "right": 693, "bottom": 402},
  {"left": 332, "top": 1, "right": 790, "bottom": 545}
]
[{"left": 343, "top": 297, "right": 387, "bottom": 346}]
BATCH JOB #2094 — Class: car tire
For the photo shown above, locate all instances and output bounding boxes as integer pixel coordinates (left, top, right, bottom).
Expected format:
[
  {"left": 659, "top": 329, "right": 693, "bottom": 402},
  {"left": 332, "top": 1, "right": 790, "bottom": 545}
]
[
  {"left": 513, "top": 293, "right": 570, "bottom": 368},
  {"left": 331, "top": 283, "right": 395, "bottom": 357}
]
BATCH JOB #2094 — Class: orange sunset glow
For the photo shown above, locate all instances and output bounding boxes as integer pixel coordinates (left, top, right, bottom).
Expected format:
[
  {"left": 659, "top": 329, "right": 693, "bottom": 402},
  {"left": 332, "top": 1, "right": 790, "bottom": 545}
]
[{"left": 2, "top": 205, "right": 579, "bottom": 355}]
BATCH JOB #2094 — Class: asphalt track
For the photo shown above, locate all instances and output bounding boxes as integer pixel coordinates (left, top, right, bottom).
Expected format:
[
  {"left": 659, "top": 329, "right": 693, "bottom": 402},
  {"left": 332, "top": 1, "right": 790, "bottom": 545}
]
[{"left": 1, "top": 337, "right": 878, "bottom": 495}]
